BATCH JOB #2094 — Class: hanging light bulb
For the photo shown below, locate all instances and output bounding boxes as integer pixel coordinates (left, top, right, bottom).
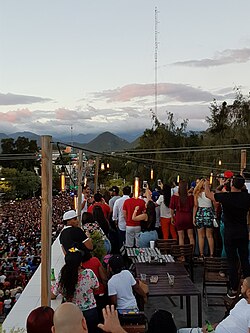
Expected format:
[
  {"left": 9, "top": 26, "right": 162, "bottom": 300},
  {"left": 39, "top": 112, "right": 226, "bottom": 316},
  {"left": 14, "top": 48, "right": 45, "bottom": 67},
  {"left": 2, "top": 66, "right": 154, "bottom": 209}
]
[
  {"left": 101, "top": 163, "right": 105, "bottom": 171},
  {"left": 177, "top": 175, "right": 180, "bottom": 184},
  {"left": 150, "top": 168, "right": 154, "bottom": 180},
  {"left": 107, "top": 163, "right": 110, "bottom": 169},
  {"left": 61, "top": 172, "right": 65, "bottom": 192},
  {"left": 84, "top": 176, "right": 87, "bottom": 186},
  {"left": 74, "top": 194, "right": 78, "bottom": 210},
  {"left": 209, "top": 172, "right": 213, "bottom": 185},
  {"left": 134, "top": 177, "right": 139, "bottom": 199},
  {"left": 218, "top": 160, "right": 222, "bottom": 166}
]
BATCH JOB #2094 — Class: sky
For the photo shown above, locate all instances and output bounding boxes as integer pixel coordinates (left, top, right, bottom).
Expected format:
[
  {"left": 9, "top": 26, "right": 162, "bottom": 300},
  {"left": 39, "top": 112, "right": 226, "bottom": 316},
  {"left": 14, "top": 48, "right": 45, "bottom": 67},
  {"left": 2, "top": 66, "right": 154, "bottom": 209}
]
[{"left": 1, "top": 0, "right": 250, "bottom": 140}]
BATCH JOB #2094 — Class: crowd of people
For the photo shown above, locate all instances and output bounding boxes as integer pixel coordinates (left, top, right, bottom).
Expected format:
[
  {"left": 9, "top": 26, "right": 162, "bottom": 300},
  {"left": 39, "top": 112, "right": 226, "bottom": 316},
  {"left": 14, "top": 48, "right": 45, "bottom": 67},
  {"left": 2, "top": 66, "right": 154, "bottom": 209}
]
[{"left": 1, "top": 169, "right": 250, "bottom": 332}]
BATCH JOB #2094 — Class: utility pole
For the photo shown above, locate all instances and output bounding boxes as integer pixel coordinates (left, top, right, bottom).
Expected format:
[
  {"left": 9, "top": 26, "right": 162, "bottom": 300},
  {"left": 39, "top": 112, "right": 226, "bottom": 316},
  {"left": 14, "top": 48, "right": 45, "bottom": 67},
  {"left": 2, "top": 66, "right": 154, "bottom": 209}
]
[
  {"left": 41, "top": 135, "right": 52, "bottom": 306},
  {"left": 154, "top": 6, "right": 159, "bottom": 121}
]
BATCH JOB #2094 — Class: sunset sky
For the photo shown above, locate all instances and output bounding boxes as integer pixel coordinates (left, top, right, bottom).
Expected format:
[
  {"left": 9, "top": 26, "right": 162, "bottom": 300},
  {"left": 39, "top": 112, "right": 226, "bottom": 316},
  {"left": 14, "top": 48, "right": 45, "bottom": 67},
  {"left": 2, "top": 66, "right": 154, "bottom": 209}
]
[{"left": 1, "top": 0, "right": 250, "bottom": 140}]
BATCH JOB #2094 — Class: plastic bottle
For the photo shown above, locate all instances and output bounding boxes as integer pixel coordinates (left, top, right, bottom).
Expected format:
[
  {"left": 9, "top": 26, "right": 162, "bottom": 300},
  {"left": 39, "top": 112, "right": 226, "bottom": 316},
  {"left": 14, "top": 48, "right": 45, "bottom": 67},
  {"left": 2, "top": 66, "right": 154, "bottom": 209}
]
[
  {"left": 205, "top": 320, "right": 214, "bottom": 332},
  {"left": 51, "top": 268, "right": 56, "bottom": 282}
]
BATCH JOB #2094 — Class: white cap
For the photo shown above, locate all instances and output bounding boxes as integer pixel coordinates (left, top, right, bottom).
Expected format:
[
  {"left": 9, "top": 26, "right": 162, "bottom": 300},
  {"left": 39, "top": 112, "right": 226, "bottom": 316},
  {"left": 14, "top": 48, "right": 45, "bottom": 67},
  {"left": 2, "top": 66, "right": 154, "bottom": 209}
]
[{"left": 63, "top": 210, "right": 77, "bottom": 221}]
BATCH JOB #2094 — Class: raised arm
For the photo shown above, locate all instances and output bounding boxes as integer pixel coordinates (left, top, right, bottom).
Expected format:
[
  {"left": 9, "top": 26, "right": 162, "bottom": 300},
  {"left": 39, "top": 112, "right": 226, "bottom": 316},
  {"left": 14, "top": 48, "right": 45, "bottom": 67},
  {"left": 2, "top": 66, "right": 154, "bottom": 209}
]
[{"left": 204, "top": 180, "right": 215, "bottom": 201}]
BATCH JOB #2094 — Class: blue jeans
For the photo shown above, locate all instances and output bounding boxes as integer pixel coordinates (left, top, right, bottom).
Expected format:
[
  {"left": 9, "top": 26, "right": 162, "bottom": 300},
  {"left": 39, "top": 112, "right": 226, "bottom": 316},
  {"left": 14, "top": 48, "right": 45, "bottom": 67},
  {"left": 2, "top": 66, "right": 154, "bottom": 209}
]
[{"left": 138, "top": 230, "right": 158, "bottom": 248}]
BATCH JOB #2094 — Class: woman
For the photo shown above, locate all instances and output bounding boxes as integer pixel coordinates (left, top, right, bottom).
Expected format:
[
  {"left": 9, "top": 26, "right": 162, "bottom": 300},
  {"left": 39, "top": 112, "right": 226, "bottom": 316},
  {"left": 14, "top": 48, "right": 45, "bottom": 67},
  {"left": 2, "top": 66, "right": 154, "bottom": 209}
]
[
  {"left": 169, "top": 180, "right": 195, "bottom": 246},
  {"left": 82, "top": 209, "right": 111, "bottom": 254},
  {"left": 82, "top": 251, "right": 108, "bottom": 320},
  {"left": 51, "top": 251, "right": 99, "bottom": 333},
  {"left": 26, "top": 306, "right": 54, "bottom": 333},
  {"left": 193, "top": 179, "right": 214, "bottom": 259},
  {"left": 132, "top": 200, "right": 158, "bottom": 248},
  {"left": 156, "top": 184, "right": 177, "bottom": 240}
]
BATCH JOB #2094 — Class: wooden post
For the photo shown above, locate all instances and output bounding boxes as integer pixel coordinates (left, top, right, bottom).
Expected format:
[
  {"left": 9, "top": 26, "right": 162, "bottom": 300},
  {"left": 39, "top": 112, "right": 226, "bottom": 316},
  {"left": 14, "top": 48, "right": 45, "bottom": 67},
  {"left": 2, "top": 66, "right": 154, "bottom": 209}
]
[
  {"left": 94, "top": 156, "right": 99, "bottom": 193},
  {"left": 241, "top": 149, "right": 247, "bottom": 175},
  {"left": 77, "top": 150, "right": 83, "bottom": 225},
  {"left": 41, "top": 135, "right": 52, "bottom": 306}
]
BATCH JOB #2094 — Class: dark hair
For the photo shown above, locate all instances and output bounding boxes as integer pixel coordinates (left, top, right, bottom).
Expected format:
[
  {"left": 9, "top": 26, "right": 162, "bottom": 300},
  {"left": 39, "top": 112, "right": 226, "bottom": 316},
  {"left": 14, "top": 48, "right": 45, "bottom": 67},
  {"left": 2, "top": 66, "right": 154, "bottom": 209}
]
[
  {"left": 109, "top": 255, "right": 125, "bottom": 274},
  {"left": 92, "top": 205, "right": 109, "bottom": 236},
  {"left": 82, "top": 212, "right": 94, "bottom": 225},
  {"left": 162, "top": 184, "right": 171, "bottom": 207},
  {"left": 178, "top": 180, "right": 188, "bottom": 208},
  {"left": 59, "top": 251, "right": 82, "bottom": 301},
  {"left": 26, "top": 306, "right": 54, "bottom": 333},
  {"left": 94, "top": 193, "right": 103, "bottom": 202},
  {"left": 123, "top": 186, "right": 131, "bottom": 196},
  {"left": 146, "top": 201, "right": 156, "bottom": 229},
  {"left": 147, "top": 310, "right": 177, "bottom": 333},
  {"left": 232, "top": 175, "right": 245, "bottom": 190}
]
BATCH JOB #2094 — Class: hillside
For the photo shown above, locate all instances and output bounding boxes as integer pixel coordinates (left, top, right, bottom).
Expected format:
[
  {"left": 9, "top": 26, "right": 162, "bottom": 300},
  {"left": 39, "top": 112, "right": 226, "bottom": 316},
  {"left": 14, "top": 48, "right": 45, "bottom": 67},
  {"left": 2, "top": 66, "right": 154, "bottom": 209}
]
[{"left": 85, "top": 131, "right": 130, "bottom": 152}]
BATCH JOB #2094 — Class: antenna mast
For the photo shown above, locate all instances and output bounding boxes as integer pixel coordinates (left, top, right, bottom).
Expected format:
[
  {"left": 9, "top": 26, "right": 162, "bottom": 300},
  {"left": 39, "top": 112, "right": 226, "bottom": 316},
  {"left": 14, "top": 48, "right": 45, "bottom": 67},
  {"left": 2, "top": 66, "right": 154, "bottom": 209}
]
[{"left": 154, "top": 6, "right": 159, "bottom": 119}]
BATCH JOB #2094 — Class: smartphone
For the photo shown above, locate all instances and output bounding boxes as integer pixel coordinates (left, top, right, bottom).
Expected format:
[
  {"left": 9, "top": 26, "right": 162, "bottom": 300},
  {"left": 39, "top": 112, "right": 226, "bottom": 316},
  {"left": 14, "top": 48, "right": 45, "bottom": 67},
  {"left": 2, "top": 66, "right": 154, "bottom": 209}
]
[
  {"left": 143, "top": 181, "right": 148, "bottom": 189},
  {"left": 157, "top": 179, "right": 161, "bottom": 186}
]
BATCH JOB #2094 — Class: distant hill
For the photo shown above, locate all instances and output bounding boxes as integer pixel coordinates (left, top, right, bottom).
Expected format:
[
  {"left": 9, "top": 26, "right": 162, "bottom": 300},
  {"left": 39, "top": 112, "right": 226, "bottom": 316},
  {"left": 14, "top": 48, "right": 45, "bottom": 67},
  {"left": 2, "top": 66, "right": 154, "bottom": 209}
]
[
  {"left": 85, "top": 131, "right": 130, "bottom": 152},
  {"left": 0, "top": 130, "right": 140, "bottom": 153}
]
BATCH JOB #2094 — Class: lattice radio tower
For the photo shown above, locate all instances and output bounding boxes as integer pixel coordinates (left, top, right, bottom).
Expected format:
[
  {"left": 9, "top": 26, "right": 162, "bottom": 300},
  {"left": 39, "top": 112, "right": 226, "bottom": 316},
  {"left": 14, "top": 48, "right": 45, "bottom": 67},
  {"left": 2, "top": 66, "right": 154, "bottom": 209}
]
[{"left": 154, "top": 6, "right": 159, "bottom": 119}]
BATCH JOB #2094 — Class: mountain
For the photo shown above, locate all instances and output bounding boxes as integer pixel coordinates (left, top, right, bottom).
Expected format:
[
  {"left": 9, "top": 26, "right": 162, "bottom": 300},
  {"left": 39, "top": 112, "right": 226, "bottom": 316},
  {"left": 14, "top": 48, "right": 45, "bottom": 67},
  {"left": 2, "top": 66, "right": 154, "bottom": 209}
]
[
  {"left": 85, "top": 131, "right": 130, "bottom": 152},
  {"left": 9, "top": 131, "right": 41, "bottom": 146},
  {"left": 55, "top": 133, "right": 97, "bottom": 144}
]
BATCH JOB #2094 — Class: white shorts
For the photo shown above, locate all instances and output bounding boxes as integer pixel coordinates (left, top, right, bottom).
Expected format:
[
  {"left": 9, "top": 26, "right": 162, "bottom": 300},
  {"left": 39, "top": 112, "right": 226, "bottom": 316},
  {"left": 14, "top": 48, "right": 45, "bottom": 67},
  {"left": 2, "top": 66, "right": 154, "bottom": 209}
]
[{"left": 126, "top": 226, "right": 141, "bottom": 247}]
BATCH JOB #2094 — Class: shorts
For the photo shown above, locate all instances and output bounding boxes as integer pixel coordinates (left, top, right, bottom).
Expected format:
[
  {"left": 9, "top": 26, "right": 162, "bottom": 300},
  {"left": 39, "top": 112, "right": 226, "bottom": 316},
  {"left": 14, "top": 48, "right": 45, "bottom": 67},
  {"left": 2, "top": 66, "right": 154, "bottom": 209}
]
[{"left": 195, "top": 207, "right": 214, "bottom": 229}]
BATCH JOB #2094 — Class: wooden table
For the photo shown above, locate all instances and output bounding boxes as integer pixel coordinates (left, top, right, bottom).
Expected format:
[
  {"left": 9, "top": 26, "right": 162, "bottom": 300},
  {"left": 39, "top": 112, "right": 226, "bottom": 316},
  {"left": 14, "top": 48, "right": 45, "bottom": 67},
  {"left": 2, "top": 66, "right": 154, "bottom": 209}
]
[
  {"left": 135, "top": 263, "right": 202, "bottom": 327},
  {"left": 126, "top": 247, "right": 174, "bottom": 263}
]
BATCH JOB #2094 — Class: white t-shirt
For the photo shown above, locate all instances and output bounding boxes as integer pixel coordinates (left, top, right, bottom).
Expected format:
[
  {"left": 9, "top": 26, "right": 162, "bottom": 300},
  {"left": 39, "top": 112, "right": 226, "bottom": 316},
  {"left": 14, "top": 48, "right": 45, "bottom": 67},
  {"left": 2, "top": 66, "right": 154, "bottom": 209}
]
[
  {"left": 197, "top": 192, "right": 212, "bottom": 208},
  {"left": 215, "top": 298, "right": 250, "bottom": 333},
  {"left": 156, "top": 195, "right": 171, "bottom": 218},
  {"left": 108, "top": 270, "right": 137, "bottom": 309}
]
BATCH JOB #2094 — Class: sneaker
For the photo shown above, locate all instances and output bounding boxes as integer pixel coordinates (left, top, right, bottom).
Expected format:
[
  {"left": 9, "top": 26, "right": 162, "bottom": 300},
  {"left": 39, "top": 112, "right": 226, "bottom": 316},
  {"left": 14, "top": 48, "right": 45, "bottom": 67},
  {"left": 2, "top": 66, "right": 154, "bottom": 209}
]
[{"left": 227, "top": 289, "right": 237, "bottom": 298}]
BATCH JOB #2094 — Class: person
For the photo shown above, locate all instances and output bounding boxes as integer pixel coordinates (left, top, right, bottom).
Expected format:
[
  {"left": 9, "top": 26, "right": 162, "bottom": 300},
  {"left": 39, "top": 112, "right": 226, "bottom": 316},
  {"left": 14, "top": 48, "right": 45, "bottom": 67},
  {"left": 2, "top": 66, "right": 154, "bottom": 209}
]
[
  {"left": 205, "top": 176, "right": 250, "bottom": 298},
  {"left": 83, "top": 207, "right": 111, "bottom": 254},
  {"left": 108, "top": 255, "right": 147, "bottom": 310},
  {"left": 193, "top": 179, "right": 214, "bottom": 259},
  {"left": 156, "top": 184, "right": 177, "bottom": 240},
  {"left": 26, "top": 306, "right": 54, "bottom": 333},
  {"left": 147, "top": 309, "right": 177, "bottom": 333},
  {"left": 59, "top": 210, "right": 93, "bottom": 254},
  {"left": 132, "top": 200, "right": 158, "bottom": 248},
  {"left": 52, "top": 303, "right": 127, "bottom": 333},
  {"left": 108, "top": 186, "right": 121, "bottom": 213},
  {"left": 170, "top": 180, "right": 195, "bottom": 247},
  {"left": 88, "top": 193, "right": 111, "bottom": 220},
  {"left": 113, "top": 186, "right": 131, "bottom": 248},
  {"left": 81, "top": 185, "right": 91, "bottom": 215},
  {"left": 51, "top": 251, "right": 99, "bottom": 333},
  {"left": 123, "top": 194, "right": 146, "bottom": 247},
  {"left": 178, "top": 277, "right": 250, "bottom": 333}
]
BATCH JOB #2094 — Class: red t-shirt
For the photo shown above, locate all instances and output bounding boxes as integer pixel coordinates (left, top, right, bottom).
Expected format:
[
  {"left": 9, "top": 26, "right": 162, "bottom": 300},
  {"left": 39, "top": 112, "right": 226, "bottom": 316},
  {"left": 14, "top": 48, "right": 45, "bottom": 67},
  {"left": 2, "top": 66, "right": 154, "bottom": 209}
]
[
  {"left": 123, "top": 197, "right": 146, "bottom": 227},
  {"left": 82, "top": 257, "right": 106, "bottom": 295},
  {"left": 87, "top": 202, "right": 110, "bottom": 220}
]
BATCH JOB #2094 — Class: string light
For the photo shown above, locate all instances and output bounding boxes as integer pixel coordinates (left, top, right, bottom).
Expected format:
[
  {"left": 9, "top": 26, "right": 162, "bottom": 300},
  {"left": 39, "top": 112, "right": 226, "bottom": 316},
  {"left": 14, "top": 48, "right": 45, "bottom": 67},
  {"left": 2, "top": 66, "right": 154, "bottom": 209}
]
[
  {"left": 134, "top": 177, "right": 139, "bottom": 199},
  {"left": 150, "top": 168, "right": 154, "bottom": 180}
]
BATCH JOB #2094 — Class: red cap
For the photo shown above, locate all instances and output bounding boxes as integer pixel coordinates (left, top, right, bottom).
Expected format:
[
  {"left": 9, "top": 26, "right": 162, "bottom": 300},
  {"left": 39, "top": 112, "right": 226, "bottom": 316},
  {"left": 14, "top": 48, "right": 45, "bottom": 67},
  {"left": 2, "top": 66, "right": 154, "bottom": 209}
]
[{"left": 224, "top": 170, "right": 234, "bottom": 178}]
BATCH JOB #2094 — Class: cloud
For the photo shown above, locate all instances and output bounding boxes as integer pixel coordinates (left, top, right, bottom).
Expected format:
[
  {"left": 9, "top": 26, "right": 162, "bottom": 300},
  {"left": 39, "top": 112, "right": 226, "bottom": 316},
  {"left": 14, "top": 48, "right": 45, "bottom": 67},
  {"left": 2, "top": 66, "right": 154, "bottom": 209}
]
[
  {"left": 55, "top": 108, "right": 93, "bottom": 120},
  {"left": 1, "top": 108, "right": 32, "bottom": 122},
  {"left": 0, "top": 92, "right": 53, "bottom": 105},
  {"left": 172, "top": 48, "right": 250, "bottom": 67},
  {"left": 93, "top": 83, "right": 225, "bottom": 103}
]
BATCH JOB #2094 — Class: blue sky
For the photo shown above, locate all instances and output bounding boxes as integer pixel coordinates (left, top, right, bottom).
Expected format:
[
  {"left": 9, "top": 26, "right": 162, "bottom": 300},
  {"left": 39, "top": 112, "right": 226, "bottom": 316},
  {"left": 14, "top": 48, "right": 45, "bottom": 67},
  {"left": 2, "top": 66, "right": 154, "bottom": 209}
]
[{"left": 1, "top": 0, "right": 250, "bottom": 139}]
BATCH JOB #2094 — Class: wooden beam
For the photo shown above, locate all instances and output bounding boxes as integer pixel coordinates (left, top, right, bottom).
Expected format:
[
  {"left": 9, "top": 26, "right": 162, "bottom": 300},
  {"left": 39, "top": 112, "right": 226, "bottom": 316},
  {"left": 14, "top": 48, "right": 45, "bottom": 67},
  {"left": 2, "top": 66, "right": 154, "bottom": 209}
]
[
  {"left": 41, "top": 135, "right": 52, "bottom": 306},
  {"left": 94, "top": 156, "right": 99, "bottom": 193},
  {"left": 77, "top": 150, "right": 83, "bottom": 226}
]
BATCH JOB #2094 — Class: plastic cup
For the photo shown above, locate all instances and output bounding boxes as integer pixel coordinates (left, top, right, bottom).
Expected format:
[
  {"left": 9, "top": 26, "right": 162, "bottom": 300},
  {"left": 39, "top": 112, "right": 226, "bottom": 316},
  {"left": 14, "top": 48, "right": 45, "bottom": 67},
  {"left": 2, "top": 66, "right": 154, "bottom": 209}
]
[
  {"left": 168, "top": 275, "right": 174, "bottom": 286},
  {"left": 140, "top": 274, "right": 147, "bottom": 282},
  {"left": 150, "top": 241, "right": 155, "bottom": 249}
]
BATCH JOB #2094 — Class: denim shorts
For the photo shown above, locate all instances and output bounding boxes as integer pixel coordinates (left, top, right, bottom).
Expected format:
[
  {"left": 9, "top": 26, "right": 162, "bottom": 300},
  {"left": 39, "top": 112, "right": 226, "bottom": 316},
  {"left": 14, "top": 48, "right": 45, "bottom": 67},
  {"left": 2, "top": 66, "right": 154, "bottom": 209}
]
[{"left": 138, "top": 230, "right": 158, "bottom": 248}]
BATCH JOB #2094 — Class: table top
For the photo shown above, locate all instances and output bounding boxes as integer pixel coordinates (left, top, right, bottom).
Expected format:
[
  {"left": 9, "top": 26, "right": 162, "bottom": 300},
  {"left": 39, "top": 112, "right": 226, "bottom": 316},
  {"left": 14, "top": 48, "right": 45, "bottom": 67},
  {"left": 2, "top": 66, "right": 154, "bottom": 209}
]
[
  {"left": 135, "top": 262, "right": 189, "bottom": 277},
  {"left": 126, "top": 247, "right": 174, "bottom": 263}
]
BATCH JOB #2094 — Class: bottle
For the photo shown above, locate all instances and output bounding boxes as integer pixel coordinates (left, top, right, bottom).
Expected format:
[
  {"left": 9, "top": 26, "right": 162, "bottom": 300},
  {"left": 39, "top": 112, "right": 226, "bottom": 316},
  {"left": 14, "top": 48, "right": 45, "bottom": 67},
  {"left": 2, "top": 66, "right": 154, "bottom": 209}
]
[
  {"left": 51, "top": 268, "right": 56, "bottom": 282},
  {"left": 205, "top": 320, "right": 214, "bottom": 332}
]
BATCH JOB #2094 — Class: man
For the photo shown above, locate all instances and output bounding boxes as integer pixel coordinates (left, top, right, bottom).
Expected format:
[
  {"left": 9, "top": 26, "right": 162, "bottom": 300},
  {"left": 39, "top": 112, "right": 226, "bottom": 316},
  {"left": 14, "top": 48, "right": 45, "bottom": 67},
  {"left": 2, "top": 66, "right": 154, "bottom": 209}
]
[
  {"left": 113, "top": 186, "right": 131, "bottom": 248},
  {"left": 205, "top": 176, "right": 250, "bottom": 297},
  {"left": 88, "top": 193, "right": 110, "bottom": 220},
  {"left": 81, "top": 185, "right": 91, "bottom": 215},
  {"left": 52, "top": 302, "right": 127, "bottom": 333},
  {"left": 123, "top": 193, "right": 145, "bottom": 247},
  {"left": 59, "top": 210, "right": 93, "bottom": 254},
  {"left": 178, "top": 277, "right": 250, "bottom": 332},
  {"left": 108, "top": 186, "right": 121, "bottom": 213}
]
